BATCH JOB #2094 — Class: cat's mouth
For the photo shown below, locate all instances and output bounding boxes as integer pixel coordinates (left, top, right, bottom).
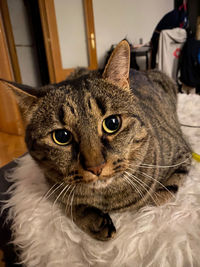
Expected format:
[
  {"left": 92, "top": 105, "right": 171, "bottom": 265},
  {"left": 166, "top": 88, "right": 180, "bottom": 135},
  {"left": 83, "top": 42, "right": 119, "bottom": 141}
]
[
  {"left": 76, "top": 173, "right": 115, "bottom": 184},
  {"left": 65, "top": 160, "right": 128, "bottom": 185},
  {"left": 64, "top": 172, "right": 118, "bottom": 185},
  {"left": 76, "top": 169, "right": 125, "bottom": 188}
]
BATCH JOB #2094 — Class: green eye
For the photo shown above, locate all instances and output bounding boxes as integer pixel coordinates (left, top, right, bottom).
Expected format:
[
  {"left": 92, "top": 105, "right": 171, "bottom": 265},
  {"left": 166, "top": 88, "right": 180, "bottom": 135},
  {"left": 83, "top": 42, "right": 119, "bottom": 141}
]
[
  {"left": 52, "top": 129, "right": 72, "bottom": 146},
  {"left": 102, "top": 115, "right": 121, "bottom": 134}
]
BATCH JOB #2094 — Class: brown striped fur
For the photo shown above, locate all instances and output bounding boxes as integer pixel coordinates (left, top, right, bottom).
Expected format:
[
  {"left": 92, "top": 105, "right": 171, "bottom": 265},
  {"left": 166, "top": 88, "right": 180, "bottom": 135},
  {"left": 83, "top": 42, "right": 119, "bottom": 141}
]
[{"left": 1, "top": 41, "right": 191, "bottom": 240}]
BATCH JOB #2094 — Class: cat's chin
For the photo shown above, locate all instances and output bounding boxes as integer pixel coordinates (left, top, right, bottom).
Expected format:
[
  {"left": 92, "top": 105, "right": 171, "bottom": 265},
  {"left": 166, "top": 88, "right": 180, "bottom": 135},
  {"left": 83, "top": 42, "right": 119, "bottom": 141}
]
[{"left": 88, "top": 176, "right": 115, "bottom": 189}]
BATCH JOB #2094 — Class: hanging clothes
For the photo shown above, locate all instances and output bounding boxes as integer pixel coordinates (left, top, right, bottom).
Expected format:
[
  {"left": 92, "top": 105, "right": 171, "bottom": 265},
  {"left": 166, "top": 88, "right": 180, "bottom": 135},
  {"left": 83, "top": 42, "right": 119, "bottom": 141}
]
[
  {"left": 157, "top": 28, "right": 187, "bottom": 81},
  {"left": 150, "top": 0, "right": 188, "bottom": 69}
]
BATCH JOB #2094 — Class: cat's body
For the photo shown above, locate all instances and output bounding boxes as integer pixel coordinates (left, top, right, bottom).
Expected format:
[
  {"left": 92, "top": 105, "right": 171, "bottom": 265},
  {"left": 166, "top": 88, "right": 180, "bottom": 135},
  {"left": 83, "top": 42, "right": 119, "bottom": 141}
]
[{"left": 1, "top": 41, "right": 191, "bottom": 241}]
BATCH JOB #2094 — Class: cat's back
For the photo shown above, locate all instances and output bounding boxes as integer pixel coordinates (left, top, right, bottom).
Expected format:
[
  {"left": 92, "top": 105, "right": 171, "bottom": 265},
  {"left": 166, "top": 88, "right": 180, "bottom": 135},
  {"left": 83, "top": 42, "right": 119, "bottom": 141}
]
[{"left": 129, "top": 69, "right": 177, "bottom": 118}]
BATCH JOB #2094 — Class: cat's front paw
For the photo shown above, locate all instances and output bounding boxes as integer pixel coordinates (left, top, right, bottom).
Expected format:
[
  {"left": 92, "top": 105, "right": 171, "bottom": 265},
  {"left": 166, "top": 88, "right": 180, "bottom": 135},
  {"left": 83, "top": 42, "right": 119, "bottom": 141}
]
[
  {"left": 89, "top": 211, "right": 116, "bottom": 241},
  {"left": 73, "top": 205, "right": 116, "bottom": 241}
]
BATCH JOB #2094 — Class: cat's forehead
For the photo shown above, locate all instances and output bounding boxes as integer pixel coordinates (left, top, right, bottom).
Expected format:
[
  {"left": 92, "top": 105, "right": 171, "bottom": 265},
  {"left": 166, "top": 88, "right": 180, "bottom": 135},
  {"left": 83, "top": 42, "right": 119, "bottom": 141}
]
[
  {"left": 49, "top": 76, "right": 131, "bottom": 112},
  {"left": 35, "top": 76, "right": 134, "bottom": 128}
]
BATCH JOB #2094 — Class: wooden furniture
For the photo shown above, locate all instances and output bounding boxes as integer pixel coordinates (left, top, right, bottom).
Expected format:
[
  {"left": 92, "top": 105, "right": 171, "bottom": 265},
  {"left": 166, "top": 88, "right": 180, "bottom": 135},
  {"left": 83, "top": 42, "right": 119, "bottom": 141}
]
[
  {"left": 0, "top": 4, "right": 26, "bottom": 168},
  {"left": 131, "top": 46, "right": 151, "bottom": 70}
]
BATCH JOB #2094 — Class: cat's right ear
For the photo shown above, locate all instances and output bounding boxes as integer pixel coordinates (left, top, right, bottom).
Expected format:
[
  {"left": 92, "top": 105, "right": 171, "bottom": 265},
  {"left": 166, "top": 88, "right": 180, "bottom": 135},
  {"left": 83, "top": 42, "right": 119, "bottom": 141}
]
[
  {"left": 0, "top": 79, "right": 41, "bottom": 122},
  {"left": 102, "top": 40, "right": 130, "bottom": 90}
]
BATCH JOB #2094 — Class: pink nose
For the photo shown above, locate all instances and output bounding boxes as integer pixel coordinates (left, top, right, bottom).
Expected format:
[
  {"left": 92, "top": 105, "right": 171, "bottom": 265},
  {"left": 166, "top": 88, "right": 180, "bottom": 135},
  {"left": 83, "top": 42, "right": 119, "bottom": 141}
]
[{"left": 87, "top": 162, "right": 106, "bottom": 176}]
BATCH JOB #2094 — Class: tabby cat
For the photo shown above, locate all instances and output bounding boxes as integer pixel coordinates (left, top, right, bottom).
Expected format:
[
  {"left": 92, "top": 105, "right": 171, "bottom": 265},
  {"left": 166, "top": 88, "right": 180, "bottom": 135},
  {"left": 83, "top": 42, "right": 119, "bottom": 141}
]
[{"left": 1, "top": 40, "right": 191, "bottom": 241}]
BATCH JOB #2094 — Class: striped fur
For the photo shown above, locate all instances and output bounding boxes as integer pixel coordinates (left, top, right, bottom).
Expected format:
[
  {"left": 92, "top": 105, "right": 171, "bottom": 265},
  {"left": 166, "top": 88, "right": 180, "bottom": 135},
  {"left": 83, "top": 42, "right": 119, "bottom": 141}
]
[{"left": 1, "top": 41, "right": 191, "bottom": 240}]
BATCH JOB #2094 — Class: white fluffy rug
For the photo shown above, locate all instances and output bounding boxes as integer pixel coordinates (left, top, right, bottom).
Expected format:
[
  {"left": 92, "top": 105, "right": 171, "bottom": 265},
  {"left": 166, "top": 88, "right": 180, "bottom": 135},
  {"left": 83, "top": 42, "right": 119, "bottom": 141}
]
[{"left": 4, "top": 93, "right": 200, "bottom": 267}]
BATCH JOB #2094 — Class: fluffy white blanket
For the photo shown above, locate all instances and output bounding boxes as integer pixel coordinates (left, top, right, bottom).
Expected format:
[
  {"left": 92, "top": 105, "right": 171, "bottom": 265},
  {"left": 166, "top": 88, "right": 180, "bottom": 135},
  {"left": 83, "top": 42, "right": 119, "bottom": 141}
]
[{"left": 5, "top": 94, "right": 200, "bottom": 267}]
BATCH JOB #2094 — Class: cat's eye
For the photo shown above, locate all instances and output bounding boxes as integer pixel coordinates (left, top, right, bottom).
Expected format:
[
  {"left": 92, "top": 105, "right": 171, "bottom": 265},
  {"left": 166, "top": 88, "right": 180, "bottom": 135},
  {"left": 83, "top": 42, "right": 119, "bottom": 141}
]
[
  {"left": 52, "top": 129, "right": 72, "bottom": 146},
  {"left": 102, "top": 115, "right": 121, "bottom": 134}
]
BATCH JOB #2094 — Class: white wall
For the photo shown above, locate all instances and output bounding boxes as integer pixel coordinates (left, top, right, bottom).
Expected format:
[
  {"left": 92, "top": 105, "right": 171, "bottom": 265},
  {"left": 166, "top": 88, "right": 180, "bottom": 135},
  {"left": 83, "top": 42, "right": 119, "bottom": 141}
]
[
  {"left": 54, "top": 0, "right": 88, "bottom": 69},
  {"left": 93, "top": 0, "right": 174, "bottom": 67}
]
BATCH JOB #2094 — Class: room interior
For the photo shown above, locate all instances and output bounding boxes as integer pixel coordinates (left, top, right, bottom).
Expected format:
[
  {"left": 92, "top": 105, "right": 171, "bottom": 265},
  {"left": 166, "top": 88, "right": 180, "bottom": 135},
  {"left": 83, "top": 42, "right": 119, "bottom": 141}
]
[
  {"left": 0, "top": 0, "right": 200, "bottom": 266},
  {"left": 1, "top": 0, "right": 200, "bottom": 168}
]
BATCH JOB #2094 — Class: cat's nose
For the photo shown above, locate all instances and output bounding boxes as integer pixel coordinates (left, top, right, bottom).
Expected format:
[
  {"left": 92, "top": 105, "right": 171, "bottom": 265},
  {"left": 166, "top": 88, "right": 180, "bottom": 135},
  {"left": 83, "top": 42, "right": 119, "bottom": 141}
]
[{"left": 86, "top": 162, "right": 106, "bottom": 176}]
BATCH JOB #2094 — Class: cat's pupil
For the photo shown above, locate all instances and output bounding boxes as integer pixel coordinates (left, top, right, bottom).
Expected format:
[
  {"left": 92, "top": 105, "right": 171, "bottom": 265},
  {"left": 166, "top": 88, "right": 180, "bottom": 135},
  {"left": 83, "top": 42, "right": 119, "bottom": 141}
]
[
  {"left": 104, "top": 115, "right": 120, "bottom": 132},
  {"left": 52, "top": 129, "right": 72, "bottom": 145}
]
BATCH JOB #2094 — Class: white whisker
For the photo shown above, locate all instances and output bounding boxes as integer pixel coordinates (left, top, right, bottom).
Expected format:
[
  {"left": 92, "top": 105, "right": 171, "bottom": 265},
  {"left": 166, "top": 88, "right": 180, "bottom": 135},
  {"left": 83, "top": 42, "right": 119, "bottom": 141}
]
[
  {"left": 123, "top": 174, "right": 144, "bottom": 200},
  {"left": 52, "top": 183, "right": 69, "bottom": 212},
  {"left": 125, "top": 171, "right": 159, "bottom": 206},
  {"left": 135, "top": 154, "right": 192, "bottom": 169},
  {"left": 42, "top": 183, "right": 59, "bottom": 199},
  {"left": 61, "top": 184, "right": 72, "bottom": 201},
  {"left": 135, "top": 169, "right": 175, "bottom": 199},
  {"left": 70, "top": 187, "right": 76, "bottom": 223},
  {"left": 45, "top": 182, "right": 64, "bottom": 201},
  {"left": 55, "top": 185, "right": 74, "bottom": 241},
  {"left": 50, "top": 184, "right": 69, "bottom": 234},
  {"left": 32, "top": 182, "right": 64, "bottom": 215},
  {"left": 65, "top": 185, "right": 76, "bottom": 216}
]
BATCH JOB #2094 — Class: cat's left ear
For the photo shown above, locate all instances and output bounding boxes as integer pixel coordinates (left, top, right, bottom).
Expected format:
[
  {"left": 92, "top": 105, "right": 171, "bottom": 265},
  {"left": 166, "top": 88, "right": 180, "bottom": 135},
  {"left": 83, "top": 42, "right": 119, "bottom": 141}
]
[
  {"left": 102, "top": 40, "right": 130, "bottom": 90},
  {"left": 0, "top": 79, "right": 41, "bottom": 121}
]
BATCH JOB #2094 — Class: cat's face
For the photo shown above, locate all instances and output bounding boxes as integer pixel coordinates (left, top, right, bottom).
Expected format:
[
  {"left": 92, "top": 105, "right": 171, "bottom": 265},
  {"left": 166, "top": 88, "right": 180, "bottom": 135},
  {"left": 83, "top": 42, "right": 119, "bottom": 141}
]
[{"left": 26, "top": 77, "right": 148, "bottom": 188}]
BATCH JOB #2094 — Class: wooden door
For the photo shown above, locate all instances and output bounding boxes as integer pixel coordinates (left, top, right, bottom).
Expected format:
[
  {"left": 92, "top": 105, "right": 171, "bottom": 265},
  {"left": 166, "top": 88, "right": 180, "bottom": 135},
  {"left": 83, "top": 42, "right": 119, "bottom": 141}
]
[
  {"left": 38, "top": 0, "right": 98, "bottom": 83},
  {"left": 0, "top": 8, "right": 26, "bottom": 167}
]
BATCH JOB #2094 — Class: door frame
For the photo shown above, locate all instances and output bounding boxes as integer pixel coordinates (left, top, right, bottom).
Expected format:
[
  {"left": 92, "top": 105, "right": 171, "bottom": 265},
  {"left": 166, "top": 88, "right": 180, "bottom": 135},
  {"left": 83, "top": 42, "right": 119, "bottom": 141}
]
[
  {"left": 38, "top": 0, "right": 98, "bottom": 83},
  {"left": 0, "top": 0, "right": 21, "bottom": 83},
  {"left": 0, "top": 6, "right": 24, "bottom": 135}
]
